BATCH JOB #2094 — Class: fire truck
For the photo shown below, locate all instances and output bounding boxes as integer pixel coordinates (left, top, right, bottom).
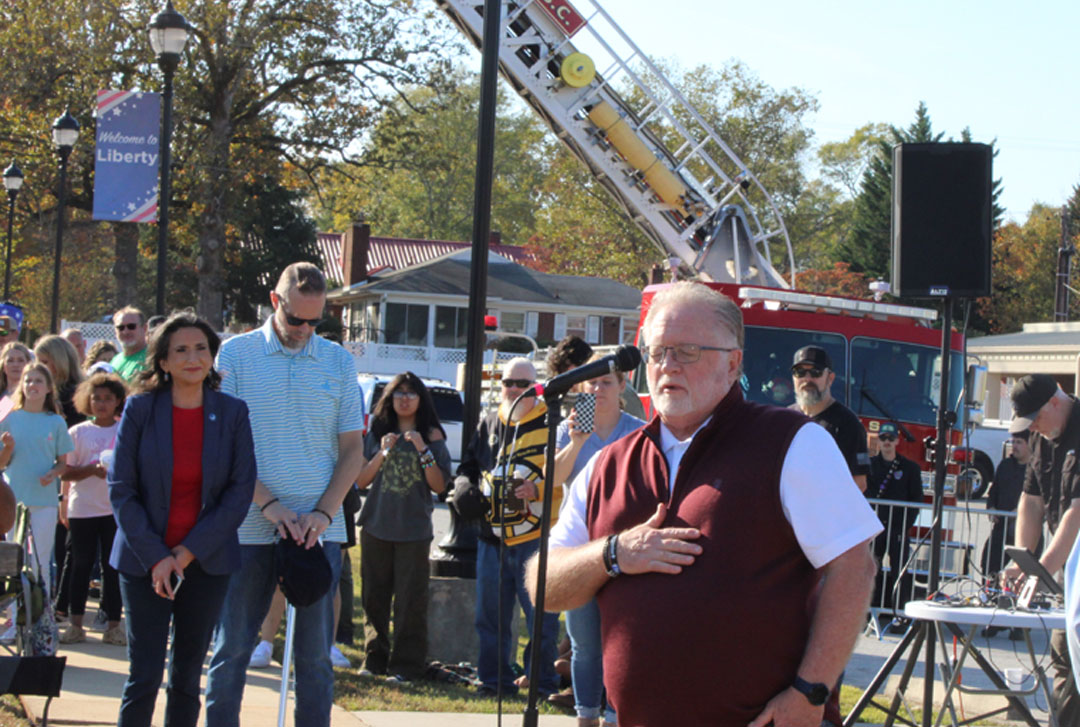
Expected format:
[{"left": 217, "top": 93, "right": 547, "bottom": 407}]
[{"left": 435, "top": 0, "right": 981, "bottom": 488}]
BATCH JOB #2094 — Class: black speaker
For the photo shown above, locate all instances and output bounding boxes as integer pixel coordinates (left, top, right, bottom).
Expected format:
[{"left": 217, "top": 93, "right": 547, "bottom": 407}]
[{"left": 891, "top": 143, "right": 992, "bottom": 298}]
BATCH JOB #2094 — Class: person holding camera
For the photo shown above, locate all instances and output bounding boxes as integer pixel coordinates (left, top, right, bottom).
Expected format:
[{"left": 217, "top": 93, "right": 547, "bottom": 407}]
[
  {"left": 356, "top": 372, "right": 451, "bottom": 682},
  {"left": 550, "top": 356, "right": 643, "bottom": 727},
  {"left": 451, "top": 357, "right": 561, "bottom": 698}
]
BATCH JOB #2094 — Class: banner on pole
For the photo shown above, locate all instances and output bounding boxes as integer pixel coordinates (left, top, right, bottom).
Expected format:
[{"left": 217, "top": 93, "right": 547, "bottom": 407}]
[{"left": 92, "top": 90, "right": 161, "bottom": 222}]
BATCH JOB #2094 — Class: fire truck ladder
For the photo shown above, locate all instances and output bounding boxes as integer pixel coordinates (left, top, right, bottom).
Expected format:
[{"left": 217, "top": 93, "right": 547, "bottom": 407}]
[{"left": 434, "top": 0, "right": 795, "bottom": 287}]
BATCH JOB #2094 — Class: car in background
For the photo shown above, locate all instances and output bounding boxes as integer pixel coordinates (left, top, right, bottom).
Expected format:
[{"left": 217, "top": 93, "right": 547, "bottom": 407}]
[{"left": 357, "top": 374, "right": 465, "bottom": 467}]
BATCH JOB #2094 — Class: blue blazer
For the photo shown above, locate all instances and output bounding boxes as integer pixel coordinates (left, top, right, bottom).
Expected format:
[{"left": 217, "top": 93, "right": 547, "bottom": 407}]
[{"left": 108, "top": 387, "right": 256, "bottom": 576}]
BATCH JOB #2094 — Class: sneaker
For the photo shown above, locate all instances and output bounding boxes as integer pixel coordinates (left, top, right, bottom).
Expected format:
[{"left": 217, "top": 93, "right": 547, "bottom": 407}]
[
  {"left": 59, "top": 624, "right": 86, "bottom": 645},
  {"left": 102, "top": 625, "right": 127, "bottom": 646},
  {"left": 0, "top": 624, "right": 15, "bottom": 645},
  {"left": 249, "top": 640, "right": 273, "bottom": 668},
  {"left": 357, "top": 668, "right": 375, "bottom": 678},
  {"left": 53, "top": 611, "right": 69, "bottom": 624},
  {"left": 330, "top": 645, "right": 350, "bottom": 668},
  {"left": 385, "top": 674, "right": 410, "bottom": 685}
]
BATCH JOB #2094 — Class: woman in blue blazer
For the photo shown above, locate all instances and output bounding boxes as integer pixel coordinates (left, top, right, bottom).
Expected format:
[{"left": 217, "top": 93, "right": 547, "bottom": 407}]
[{"left": 108, "top": 311, "right": 256, "bottom": 727}]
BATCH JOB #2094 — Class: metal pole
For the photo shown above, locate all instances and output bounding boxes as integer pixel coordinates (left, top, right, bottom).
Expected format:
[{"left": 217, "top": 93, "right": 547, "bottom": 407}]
[
  {"left": 3, "top": 191, "right": 15, "bottom": 300},
  {"left": 50, "top": 148, "right": 71, "bottom": 334},
  {"left": 461, "top": 0, "right": 502, "bottom": 452},
  {"left": 922, "top": 297, "right": 954, "bottom": 727},
  {"left": 156, "top": 57, "right": 177, "bottom": 316}
]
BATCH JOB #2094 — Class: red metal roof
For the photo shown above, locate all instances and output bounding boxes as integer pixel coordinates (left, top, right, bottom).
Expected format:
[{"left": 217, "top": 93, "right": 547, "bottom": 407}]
[{"left": 316, "top": 232, "right": 536, "bottom": 285}]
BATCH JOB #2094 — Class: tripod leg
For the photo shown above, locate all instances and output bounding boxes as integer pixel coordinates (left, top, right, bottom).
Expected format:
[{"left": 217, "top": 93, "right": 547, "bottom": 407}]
[
  {"left": 844, "top": 620, "right": 925, "bottom": 727},
  {"left": 884, "top": 622, "right": 927, "bottom": 727}
]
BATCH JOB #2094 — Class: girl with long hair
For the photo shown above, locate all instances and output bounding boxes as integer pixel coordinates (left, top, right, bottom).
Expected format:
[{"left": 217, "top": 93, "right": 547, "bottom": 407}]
[
  {"left": 109, "top": 311, "right": 255, "bottom": 726},
  {"left": 58, "top": 373, "right": 129, "bottom": 646},
  {"left": 0, "top": 364, "right": 74, "bottom": 604},
  {"left": 0, "top": 342, "right": 32, "bottom": 401},
  {"left": 356, "top": 371, "right": 451, "bottom": 681}
]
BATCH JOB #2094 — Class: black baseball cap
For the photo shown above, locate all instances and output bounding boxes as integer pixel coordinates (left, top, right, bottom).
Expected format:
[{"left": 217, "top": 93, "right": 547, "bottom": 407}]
[
  {"left": 792, "top": 345, "right": 832, "bottom": 372},
  {"left": 274, "top": 537, "right": 333, "bottom": 608},
  {"left": 1009, "top": 374, "right": 1058, "bottom": 434}
]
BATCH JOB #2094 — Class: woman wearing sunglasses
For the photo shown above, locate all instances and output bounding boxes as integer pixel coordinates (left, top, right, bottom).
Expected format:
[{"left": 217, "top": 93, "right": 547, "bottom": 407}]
[{"left": 355, "top": 371, "right": 451, "bottom": 682}]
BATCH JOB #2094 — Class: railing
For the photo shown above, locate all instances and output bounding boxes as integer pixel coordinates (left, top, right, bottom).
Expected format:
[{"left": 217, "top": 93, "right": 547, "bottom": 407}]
[{"left": 865, "top": 497, "right": 1024, "bottom": 638}]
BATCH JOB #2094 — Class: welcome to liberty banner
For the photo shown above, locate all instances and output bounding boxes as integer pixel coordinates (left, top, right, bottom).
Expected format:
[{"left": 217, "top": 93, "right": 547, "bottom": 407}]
[{"left": 92, "top": 90, "right": 161, "bottom": 222}]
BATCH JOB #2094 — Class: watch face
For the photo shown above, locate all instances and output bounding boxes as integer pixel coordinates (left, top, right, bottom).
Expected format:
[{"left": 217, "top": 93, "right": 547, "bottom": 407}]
[{"left": 809, "top": 684, "right": 829, "bottom": 705}]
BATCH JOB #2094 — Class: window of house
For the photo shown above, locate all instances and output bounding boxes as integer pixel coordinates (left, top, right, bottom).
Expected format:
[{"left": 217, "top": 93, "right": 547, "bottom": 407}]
[
  {"left": 501, "top": 311, "right": 526, "bottom": 334},
  {"left": 565, "top": 315, "right": 586, "bottom": 339},
  {"left": 384, "top": 302, "right": 430, "bottom": 346},
  {"left": 435, "top": 306, "right": 469, "bottom": 348}
]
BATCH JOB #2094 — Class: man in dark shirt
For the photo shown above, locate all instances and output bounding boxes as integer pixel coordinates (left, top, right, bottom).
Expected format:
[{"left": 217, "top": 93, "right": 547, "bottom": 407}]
[
  {"left": 1004, "top": 374, "right": 1080, "bottom": 722},
  {"left": 792, "top": 345, "right": 869, "bottom": 492},
  {"left": 866, "top": 422, "right": 923, "bottom": 624},
  {"left": 982, "top": 433, "right": 1031, "bottom": 578}
]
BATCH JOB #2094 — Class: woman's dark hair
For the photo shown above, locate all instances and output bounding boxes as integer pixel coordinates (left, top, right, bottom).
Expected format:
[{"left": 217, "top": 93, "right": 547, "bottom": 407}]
[
  {"left": 74, "top": 372, "right": 128, "bottom": 418},
  {"left": 138, "top": 311, "right": 222, "bottom": 392},
  {"left": 370, "top": 371, "right": 446, "bottom": 444},
  {"left": 547, "top": 335, "right": 592, "bottom": 375}
]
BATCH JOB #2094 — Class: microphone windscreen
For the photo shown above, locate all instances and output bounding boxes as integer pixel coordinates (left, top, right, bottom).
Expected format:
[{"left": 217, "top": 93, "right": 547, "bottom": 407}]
[{"left": 614, "top": 345, "right": 642, "bottom": 372}]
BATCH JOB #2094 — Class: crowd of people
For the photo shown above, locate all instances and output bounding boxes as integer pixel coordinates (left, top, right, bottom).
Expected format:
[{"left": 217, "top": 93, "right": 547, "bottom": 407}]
[{"left": 2, "top": 267, "right": 1061, "bottom": 727}]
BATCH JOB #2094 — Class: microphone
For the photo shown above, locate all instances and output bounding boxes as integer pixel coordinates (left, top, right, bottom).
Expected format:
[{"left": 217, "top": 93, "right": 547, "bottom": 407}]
[{"left": 528, "top": 345, "right": 642, "bottom": 400}]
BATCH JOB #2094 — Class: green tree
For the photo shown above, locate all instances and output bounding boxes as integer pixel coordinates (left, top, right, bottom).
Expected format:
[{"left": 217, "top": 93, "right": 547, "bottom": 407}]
[{"left": 313, "top": 70, "right": 548, "bottom": 244}]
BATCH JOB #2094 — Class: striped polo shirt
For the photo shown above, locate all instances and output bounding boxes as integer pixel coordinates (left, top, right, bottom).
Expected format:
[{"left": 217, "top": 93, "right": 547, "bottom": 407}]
[{"left": 216, "top": 317, "right": 363, "bottom": 544}]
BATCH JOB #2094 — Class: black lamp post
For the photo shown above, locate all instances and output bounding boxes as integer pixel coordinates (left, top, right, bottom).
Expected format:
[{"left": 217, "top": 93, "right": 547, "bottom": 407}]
[
  {"left": 149, "top": 0, "right": 190, "bottom": 316},
  {"left": 2, "top": 160, "right": 23, "bottom": 300},
  {"left": 51, "top": 109, "right": 79, "bottom": 334}
]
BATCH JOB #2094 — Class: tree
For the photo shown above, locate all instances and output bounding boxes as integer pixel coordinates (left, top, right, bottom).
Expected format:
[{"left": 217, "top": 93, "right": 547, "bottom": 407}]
[
  {"left": 835, "top": 103, "right": 1004, "bottom": 281},
  {"left": 975, "top": 204, "right": 1065, "bottom": 333},
  {"left": 313, "top": 70, "right": 549, "bottom": 244},
  {"left": 795, "top": 262, "right": 873, "bottom": 298}
]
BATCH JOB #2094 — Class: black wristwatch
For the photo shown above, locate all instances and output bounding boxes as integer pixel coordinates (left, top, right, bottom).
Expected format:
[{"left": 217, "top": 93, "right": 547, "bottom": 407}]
[{"left": 792, "top": 676, "right": 829, "bottom": 706}]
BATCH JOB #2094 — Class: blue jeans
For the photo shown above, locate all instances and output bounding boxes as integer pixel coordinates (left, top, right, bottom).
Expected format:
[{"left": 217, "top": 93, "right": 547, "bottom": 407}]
[
  {"left": 204, "top": 542, "right": 341, "bottom": 727},
  {"left": 475, "top": 538, "right": 559, "bottom": 694},
  {"left": 566, "top": 598, "right": 616, "bottom": 722},
  {"left": 117, "top": 563, "right": 230, "bottom": 727}
]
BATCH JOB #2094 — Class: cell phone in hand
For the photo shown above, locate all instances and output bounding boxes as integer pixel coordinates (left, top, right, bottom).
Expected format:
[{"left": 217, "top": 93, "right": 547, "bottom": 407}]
[{"left": 574, "top": 392, "right": 596, "bottom": 434}]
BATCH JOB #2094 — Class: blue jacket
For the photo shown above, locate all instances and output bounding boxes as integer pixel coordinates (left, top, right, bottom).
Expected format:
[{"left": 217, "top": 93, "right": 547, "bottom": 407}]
[{"left": 108, "top": 387, "right": 257, "bottom": 576}]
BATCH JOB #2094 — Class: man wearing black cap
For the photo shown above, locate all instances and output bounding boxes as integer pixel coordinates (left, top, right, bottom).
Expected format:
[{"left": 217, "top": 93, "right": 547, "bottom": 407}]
[
  {"left": 792, "top": 345, "right": 869, "bottom": 492},
  {"left": 1005, "top": 373, "right": 1080, "bottom": 722}
]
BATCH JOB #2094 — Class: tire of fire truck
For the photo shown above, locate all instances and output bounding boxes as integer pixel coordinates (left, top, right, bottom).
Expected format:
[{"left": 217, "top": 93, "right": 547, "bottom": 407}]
[{"left": 959, "top": 450, "right": 995, "bottom": 500}]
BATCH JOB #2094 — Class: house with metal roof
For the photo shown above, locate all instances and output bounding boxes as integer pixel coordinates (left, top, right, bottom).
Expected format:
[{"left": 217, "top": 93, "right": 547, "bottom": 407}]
[{"left": 326, "top": 238, "right": 641, "bottom": 381}]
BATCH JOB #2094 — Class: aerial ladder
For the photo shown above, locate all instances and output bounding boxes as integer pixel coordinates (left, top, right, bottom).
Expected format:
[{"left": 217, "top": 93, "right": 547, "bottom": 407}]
[{"left": 434, "top": 0, "right": 796, "bottom": 287}]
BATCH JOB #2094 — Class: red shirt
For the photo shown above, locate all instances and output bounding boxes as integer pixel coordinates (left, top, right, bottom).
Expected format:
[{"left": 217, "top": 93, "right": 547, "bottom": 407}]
[{"left": 165, "top": 406, "right": 203, "bottom": 548}]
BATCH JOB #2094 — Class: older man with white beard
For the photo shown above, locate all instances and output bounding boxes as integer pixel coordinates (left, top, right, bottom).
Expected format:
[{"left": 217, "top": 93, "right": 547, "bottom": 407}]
[{"left": 791, "top": 345, "right": 869, "bottom": 493}]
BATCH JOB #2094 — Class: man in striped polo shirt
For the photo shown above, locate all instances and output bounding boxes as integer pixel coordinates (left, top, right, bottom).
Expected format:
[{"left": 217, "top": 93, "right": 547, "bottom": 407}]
[{"left": 204, "top": 262, "right": 365, "bottom": 727}]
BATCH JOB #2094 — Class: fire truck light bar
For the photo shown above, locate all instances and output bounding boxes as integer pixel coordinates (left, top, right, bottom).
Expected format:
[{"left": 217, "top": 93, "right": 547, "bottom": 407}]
[{"left": 737, "top": 288, "right": 938, "bottom": 322}]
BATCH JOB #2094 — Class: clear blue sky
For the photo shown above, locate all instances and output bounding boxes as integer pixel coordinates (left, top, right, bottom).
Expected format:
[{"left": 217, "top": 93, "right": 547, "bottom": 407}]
[{"left": 598, "top": 0, "right": 1080, "bottom": 223}]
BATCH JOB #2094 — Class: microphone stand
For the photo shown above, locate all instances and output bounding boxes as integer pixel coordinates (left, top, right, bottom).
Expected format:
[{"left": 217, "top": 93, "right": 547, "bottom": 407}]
[{"left": 522, "top": 392, "right": 563, "bottom": 727}]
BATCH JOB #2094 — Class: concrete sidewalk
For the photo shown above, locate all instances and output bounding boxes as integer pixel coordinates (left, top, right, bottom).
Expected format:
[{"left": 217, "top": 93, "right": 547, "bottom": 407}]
[{"left": 20, "top": 638, "right": 576, "bottom": 726}]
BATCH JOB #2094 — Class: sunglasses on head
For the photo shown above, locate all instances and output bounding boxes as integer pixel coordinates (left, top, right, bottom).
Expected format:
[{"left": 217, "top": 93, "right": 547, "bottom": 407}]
[
  {"left": 0, "top": 329, "right": 9, "bottom": 337},
  {"left": 879, "top": 434, "right": 897, "bottom": 442},
  {"left": 792, "top": 367, "right": 824, "bottom": 378},
  {"left": 116, "top": 322, "right": 139, "bottom": 331},
  {"left": 501, "top": 378, "right": 534, "bottom": 389}
]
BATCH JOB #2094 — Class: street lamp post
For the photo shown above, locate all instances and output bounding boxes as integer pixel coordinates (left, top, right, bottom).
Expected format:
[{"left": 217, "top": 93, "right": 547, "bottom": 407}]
[
  {"left": 2, "top": 160, "right": 23, "bottom": 300},
  {"left": 51, "top": 109, "right": 79, "bottom": 334},
  {"left": 149, "top": 0, "right": 190, "bottom": 316}
]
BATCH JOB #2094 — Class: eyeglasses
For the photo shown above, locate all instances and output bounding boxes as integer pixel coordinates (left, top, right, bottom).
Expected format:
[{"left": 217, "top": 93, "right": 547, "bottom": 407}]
[
  {"left": 792, "top": 367, "right": 824, "bottom": 378},
  {"left": 392, "top": 390, "right": 419, "bottom": 400},
  {"left": 642, "top": 343, "right": 736, "bottom": 365},
  {"left": 501, "top": 378, "right": 534, "bottom": 389},
  {"left": 878, "top": 435, "right": 897, "bottom": 443},
  {"left": 280, "top": 303, "right": 322, "bottom": 328},
  {"left": 116, "top": 323, "right": 139, "bottom": 332}
]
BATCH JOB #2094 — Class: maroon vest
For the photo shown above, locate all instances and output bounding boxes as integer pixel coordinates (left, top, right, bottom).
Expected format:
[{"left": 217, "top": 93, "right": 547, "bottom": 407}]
[{"left": 587, "top": 386, "right": 816, "bottom": 727}]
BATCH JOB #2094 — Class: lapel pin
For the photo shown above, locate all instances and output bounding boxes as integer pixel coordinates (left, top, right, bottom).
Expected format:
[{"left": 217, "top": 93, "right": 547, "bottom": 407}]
[{"left": 209, "top": 413, "right": 217, "bottom": 422}]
